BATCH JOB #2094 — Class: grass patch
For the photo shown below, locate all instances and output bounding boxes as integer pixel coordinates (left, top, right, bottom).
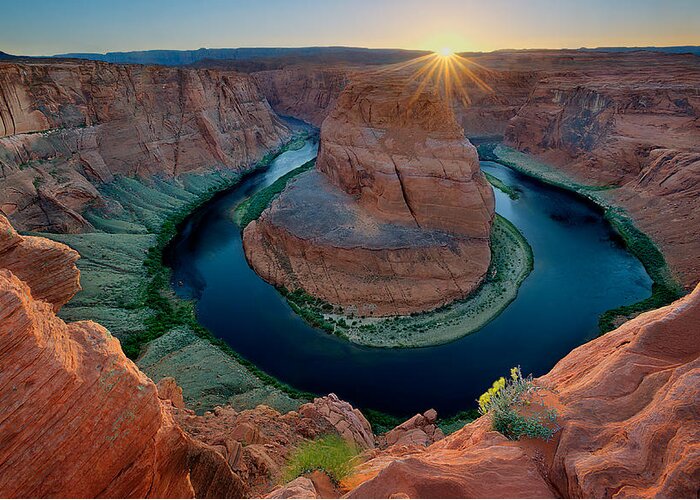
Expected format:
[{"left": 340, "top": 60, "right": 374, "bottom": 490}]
[
  {"left": 478, "top": 142, "right": 685, "bottom": 332},
  {"left": 283, "top": 435, "right": 359, "bottom": 484},
  {"left": 235, "top": 159, "right": 316, "bottom": 229},
  {"left": 437, "top": 409, "right": 480, "bottom": 435},
  {"left": 484, "top": 171, "right": 519, "bottom": 199},
  {"left": 597, "top": 208, "right": 684, "bottom": 331},
  {"left": 362, "top": 408, "right": 405, "bottom": 435},
  {"left": 479, "top": 366, "right": 558, "bottom": 441}
]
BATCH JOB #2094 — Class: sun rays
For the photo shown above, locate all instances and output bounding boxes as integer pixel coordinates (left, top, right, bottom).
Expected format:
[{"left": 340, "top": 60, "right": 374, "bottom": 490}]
[{"left": 363, "top": 50, "right": 494, "bottom": 107}]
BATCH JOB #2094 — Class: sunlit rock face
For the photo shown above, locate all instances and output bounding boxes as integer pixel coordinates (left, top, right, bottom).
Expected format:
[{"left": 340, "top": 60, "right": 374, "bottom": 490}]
[
  {"left": 316, "top": 76, "right": 494, "bottom": 237},
  {"left": 244, "top": 75, "right": 494, "bottom": 316}
]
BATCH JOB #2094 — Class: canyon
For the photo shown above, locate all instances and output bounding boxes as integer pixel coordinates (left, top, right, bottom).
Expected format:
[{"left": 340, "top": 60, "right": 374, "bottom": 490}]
[
  {"left": 0, "top": 48, "right": 698, "bottom": 498},
  {"left": 243, "top": 75, "right": 495, "bottom": 316},
  {"left": 0, "top": 213, "right": 697, "bottom": 498}
]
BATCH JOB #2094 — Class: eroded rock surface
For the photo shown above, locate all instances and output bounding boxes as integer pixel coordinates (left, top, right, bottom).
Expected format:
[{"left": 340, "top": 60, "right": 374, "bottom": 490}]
[
  {"left": 382, "top": 409, "right": 445, "bottom": 448},
  {"left": 171, "top": 393, "right": 375, "bottom": 497},
  {"left": 0, "top": 214, "right": 80, "bottom": 311},
  {"left": 244, "top": 76, "right": 494, "bottom": 316},
  {"left": 0, "top": 60, "right": 290, "bottom": 232},
  {"left": 346, "top": 285, "right": 700, "bottom": 498},
  {"left": 0, "top": 220, "right": 244, "bottom": 498}
]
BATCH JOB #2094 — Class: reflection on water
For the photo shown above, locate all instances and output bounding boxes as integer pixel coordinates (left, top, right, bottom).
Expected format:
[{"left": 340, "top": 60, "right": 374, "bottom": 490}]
[{"left": 165, "top": 144, "right": 652, "bottom": 417}]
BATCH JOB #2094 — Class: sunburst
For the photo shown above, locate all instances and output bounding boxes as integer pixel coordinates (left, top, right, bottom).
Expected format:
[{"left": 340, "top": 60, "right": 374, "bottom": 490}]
[{"left": 363, "top": 50, "right": 494, "bottom": 106}]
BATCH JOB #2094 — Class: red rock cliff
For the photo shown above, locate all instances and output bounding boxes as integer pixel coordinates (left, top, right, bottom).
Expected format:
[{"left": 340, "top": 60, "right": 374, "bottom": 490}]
[
  {"left": 0, "top": 215, "right": 245, "bottom": 497},
  {"left": 252, "top": 66, "right": 351, "bottom": 127},
  {"left": 0, "top": 60, "right": 290, "bottom": 232},
  {"left": 316, "top": 76, "right": 494, "bottom": 237}
]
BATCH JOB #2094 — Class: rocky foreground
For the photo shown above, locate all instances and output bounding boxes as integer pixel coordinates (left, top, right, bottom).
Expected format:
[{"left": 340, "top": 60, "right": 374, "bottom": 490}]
[
  {"left": 1, "top": 215, "right": 698, "bottom": 498},
  {"left": 244, "top": 76, "right": 494, "bottom": 316}
]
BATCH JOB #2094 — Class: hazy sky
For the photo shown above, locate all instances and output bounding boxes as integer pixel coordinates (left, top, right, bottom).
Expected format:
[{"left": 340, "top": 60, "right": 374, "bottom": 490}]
[{"left": 2, "top": 0, "right": 699, "bottom": 56}]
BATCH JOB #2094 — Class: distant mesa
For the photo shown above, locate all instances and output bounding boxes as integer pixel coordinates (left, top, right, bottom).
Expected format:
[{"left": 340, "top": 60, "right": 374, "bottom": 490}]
[{"left": 243, "top": 75, "right": 495, "bottom": 316}]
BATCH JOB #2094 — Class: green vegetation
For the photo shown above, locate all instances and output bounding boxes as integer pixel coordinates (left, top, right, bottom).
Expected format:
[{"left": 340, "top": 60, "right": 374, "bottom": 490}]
[
  {"left": 436, "top": 409, "right": 480, "bottom": 435},
  {"left": 43, "top": 134, "right": 319, "bottom": 412},
  {"left": 362, "top": 409, "right": 405, "bottom": 435},
  {"left": 279, "top": 287, "right": 345, "bottom": 337},
  {"left": 478, "top": 142, "right": 685, "bottom": 332},
  {"left": 597, "top": 208, "right": 684, "bottom": 331},
  {"left": 283, "top": 435, "right": 359, "bottom": 484},
  {"left": 234, "top": 159, "right": 316, "bottom": 229},
  {"left": 478, "top": 366, "right": 558, "bottom": 441},
  {"left": 484, "top": 171, "right": 519, "bottom": 199}
]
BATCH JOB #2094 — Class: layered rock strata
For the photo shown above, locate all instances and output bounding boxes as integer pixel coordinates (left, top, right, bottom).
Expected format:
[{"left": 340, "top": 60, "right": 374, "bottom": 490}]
[
  {"left": 0, "top": 218, "right": 245, "bottom": 498},
  {"left": 346, "top": 284, "right": 700, "bottom": 498},
  {"left": 244, "top": 77, "right": 494, "bottom": 316},
  {"left": 0, "top": 60, "right": 290, "bottom": 232},
  {"left": 252, "top": 66, "right": 351, "bottom": 127}
]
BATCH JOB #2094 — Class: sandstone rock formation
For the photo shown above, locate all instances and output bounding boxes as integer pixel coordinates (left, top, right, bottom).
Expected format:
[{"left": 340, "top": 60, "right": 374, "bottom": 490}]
[
  {"left": 244, "top": 76, "right": 494, "bottom": 316},
  {"left": 0, "top": 218, "right": 246, "bottom": 498},
  {"left": 0, "top": 214, "right": 80, "bottom": 311},
  {"left": 0, "top": 60, "right": 290, "bottom": 232},
  {"left": 382, "top": 409, "right": 444, "bottom": 448},
  {"left": 495, "top": 51, "right": 700, "bottom": 288},
  {"left": 253, "top": 66, "right": 351, "bottom": 126},
  {"left": 158, "top": 376, "right": 186, "bottom": 409},
  {"left": 346, "top": 284, "right": 700, "bottom": 498},
  {"left": 266, "top": 476, "right": 321, "bottom": 499}
]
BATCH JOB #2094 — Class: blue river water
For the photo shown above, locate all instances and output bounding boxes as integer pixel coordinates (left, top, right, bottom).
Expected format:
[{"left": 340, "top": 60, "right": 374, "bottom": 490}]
[{"left": 165, "top": 139, "right": 652, "bottom": 417}]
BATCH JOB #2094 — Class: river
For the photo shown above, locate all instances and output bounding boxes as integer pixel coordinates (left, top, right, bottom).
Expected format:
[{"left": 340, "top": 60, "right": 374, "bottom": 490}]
[{"left": 165, "top": 139, "right": 652, "bottom": 417}]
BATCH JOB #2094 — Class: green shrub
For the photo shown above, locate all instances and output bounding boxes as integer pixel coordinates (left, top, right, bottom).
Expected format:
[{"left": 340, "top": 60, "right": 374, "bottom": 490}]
[
  {"left": 235, "top": 159, "right": 315, "bottom": 229},
  {"left": 478, "top": 366, "right": 558, "bottom": 441},
  {"left": 283, "top": 435, "right": 359, "bottom": 484}
]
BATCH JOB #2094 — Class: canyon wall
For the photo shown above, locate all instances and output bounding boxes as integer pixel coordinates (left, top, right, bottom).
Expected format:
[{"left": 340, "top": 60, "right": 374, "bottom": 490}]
[
  {"left": 244, "top": 75, "right": 494, "bottom": 316},
  {"left": 0, "top": 60, "right": 290, "bottom": 232},
  {"left": 252, "top": 66, "right": 351, "bottom": 126},
  {"left": 500, "top": 52, "right": 700, "bottom": 287}
]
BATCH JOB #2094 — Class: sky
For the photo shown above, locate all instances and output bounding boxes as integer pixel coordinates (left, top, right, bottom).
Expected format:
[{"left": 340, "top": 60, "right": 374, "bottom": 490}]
[{"left": 2, "top": 0, "right": 699, "bottom": 56}]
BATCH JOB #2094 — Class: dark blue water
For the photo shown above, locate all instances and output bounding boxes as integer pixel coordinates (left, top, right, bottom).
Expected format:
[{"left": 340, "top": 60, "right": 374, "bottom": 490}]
[{"left": 165, "top": 141, "right": 652, "bottom": 417}]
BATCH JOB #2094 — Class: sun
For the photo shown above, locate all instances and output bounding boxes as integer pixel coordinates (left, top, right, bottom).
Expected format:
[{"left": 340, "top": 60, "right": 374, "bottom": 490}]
[{"left": 438, "top": 47, "right": 454, "bottom": 58}]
